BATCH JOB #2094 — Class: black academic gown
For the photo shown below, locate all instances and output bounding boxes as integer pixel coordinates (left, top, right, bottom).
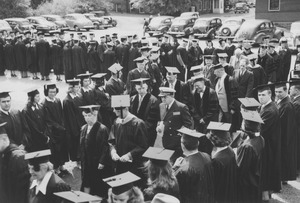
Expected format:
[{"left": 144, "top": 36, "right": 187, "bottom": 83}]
[
  {"left": 80, "top": 88, "right": 94, "bottom": 106},
  {"left": 212, "top": 147, "right": 238, "bottom": 203},
  {"left": 80, "top": 122, "right": 112, "bottom": 197},
  {"left": 72, "top": 45, "right": 86, "bottom": 76},
  {"left": 42, "top": 98, "right": 68, "bottom": 167},
  {"left": 86, "top": 47, "right": 99, "bottom": 74},
  {"left": 50, "top": 44, "right": 63, "bottom": 75},
  {"left": 259, "top": 102, "right": 281, "bottom": 192},
  {"left": 128, "top": 46, "right": 141, "bottom": 71},
  {"left": 63, "top": 94, "right": 85, "bottom": 161},
  {"left": 36, "top": 39, "right": 50, "bottom": 77},
  {"left": 164, "top": 80, "right": 185, "bottom": 103},
  {"left": 29, "top": 173, "right": 71, "bottom": 203},
  {"left": 278, "top": 48, "right": 291, "bottom": 81},
  {"left": 97, "top": 42, "right": 107, "bottom": 73},
  {"left": 292, "top": 96, "right": 300, "bottom": 170},
  {"left": 277, "top": 96, "right": 297, "bottom": 181},
  {"left": 176, "top": 152, "right": 215, "bottom": 203},
  {"left": 14, "top": 41, "right": 27, "bottom": 71},
  {"left": 4, "top": 43, "right": 16, "bottom": 70},
  {"left": 63, "top": 44, "right": 73, "bottom": 80},
  {"left": 26, "top": 46, "right": 38, "bottom": 73},
  {"left": 0, "top": 39, "right": 4, "bottom": 74},
  {"left": 130, "top": 93, "right": 160, "bottom": 146},
  {"left": 126, "top": 68, "right": 151, "bottom": 96},
  {"left": 237, "top": 134, "right": 265, "bottom": 203},
  {"left": 0, "top": 144, "right": 30, "bottom": 203},
  {"left": 106, "top": 77, "right": 125, "bottom": 96},
  {"left": 103, "top": 49, "right": 116, "bottom": 80}
]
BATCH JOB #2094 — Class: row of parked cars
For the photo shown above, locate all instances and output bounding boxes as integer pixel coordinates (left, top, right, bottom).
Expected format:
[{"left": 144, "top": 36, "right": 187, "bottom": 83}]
[
  {"left": 146, "top": 12, "right": 286, "bottom": 44},
  {"left": 0, "top": 12, "right": 117, "bottom": 34}
]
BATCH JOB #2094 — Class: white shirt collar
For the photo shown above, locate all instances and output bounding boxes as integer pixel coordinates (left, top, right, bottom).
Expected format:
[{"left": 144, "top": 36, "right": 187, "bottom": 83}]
[
  {"left": 277, "top": 95, "right": 288, "bottom": 104},
  {"left": 69, "top": 93, "right": 78, "bottom": 99},
  {"left": 168, "top": 99, "right": 175, "bottom": 109},
  {"left": 30, "top": 171, "right": 53, "bottom": 195},
  {"left": 0, "top": 108, "right": 9, "bottom": 115},
  {"left": 184, "top": 151, "right": 199, "bottom": 157},
  {"left": 261, "top": 99, "right": 272, "bottom": 109},
  {"left": 45, "top": 97, "right": 55, "bottom": 102},
  {"left": 82, "top": 87, "right": 91, "bottom": 92}
]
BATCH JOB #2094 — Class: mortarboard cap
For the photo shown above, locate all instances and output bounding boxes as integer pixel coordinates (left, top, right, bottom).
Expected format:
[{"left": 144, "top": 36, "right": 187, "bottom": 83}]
[
  {"left": 207, "top": 121, "right": 231, "bottom": 132},
  {"left": 24, "top": 30, "right": 31, "bottom": 35},
  {"left": 77, "top": 32, "right": 82, "bottom": 35},
  {"left": 89, "top": 40, "right": 97, "bottom": 45},
  {"left": 142, "top": 147, "right": 174, "bottom": 161},
  {"left": 238, "top": 98, "right": 261, "bottom": 108},
  {"left": 150, "top": 46, "right": 160, "bottom": 52},
  {"left": 260, "top": 43, "right": 268, "bottom": 48},
  {"left": 204, "top": 55, "right": 214, "bottom": 59},
  {"left": 91, "top": 73, "right": 107, "bottom": 80},
  {"left": 262, "top": 36, "right": 270, "bottom": 40},
  {"left": 280, "top": 37, "right": 287, "bottom": 43},
  {"left": 291, "top": 70, "right": 300, "bottom": 79},
  {"left": 54, "top": 191, "right": 102, "bottom": 203},
  {"left": 0, "top": 91, "right": 10, "bottom": 98},
  {"left": 27, "top": 89, "right": 40, "bottom": 98},
  {"left": 120, "top": 35, "right": 127, "bottom": 40},
  {"left": 268, "top": 43, "right": 275, "bottom": 48},
  {"left": 192, "top": 39, "right": 198, "bottom": 43},
  {"left": 212, "top": 64, "right": 224, "bottom": 70},
  {"left": 89, "top": 33, "right": 95, "bottom": 36},
  {"left": 289, "top": 80, "right": 300, "bottom": 86},
  {"left": 112, "top": 33, "right": 118, "bottom": 36},
  {"left": 247, "top": 54, "right": 257, "bottom": 61},
  {"left": 111, "top": 95, "right": 130, "bottom": 109},
  {"left": 131, "top": 78, "right": 150, "bottom": 85},
  {"left": 77, "top": 72, "right": 93, "bottom": 80},
  {"left": 131, "top": 40, "right": 138, "bottom": 44},
  {"left": 274, "top": 81, "right": 288, "bottom": 88},
  {"left": 190, "top": 65, "right": 202, "bottom": 72},
  {"left": 51, "top": 39, "right": 57, "bottom": 44},
  {"left": 103, "top": 172, "right": 140, "bottom": 195},
  {"left": 108, "top": 63, "right": 123, "bottom": 74},
  {"left": 127, "top": 35, "right": 133, "bottom": 38},
  {"left": 253, "top": 83, "right": 274, "bottom": 92},
  {"left": 158, "top": 87, "right": 176, "bottom": 97},
  {"left": 152, "top": 33, "right": 163, "bottom": 38},
  {"left": 241, "top": 109, "right": 264, "bottom": 124},
  {"left": 140, "top": 46, "right": 151, "bottom": 51},
  {"left": 79, "top": 105, "right": 100, "bottom": 113},
  {"left": 66, "top": 78, "right": 80, "bottom": 86},
  {"left": 81, "top": 34, "right": 87, "bottom": 39},
  {"left": 25, "top": 149, "right": 51, "bottom": 166},
  {"left": 191, "top": 74, "right": 205, "bottom": 83},
  {"left": 269, "top": 38, "right": 279, "bottom": 43},
  {"left": 100, "top": 35, "right": 105, "bottom": 39},
  {"left": 165, "top": 66, "right": 180, "bottom": 74},
  {"left": 217, "top": 53, "right": 228, "bottom": 58},
  {"left": 37, "top": 31, "right": 44, "bottom": 36},
  {"left": 177, "top": 127, "right": 205, "bottom": 138},
  {"left": 243, "top": 43, "right": 252, "bottom": 49},
  {"left": 44, "top": 83, "right": 58, "bottom": 96},
  {"left": 133, "top": 56, "right": 146, "bottom": 63},
  {"left": 182, "top": 39, "right": 189, "bottom": 43},
  {"left": 151, "top": 193, "right": 180, "bottom": 203}
]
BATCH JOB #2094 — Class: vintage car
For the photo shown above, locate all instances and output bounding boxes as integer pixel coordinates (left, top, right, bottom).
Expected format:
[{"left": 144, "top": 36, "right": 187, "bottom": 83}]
[
  {"left": 217, "top": 18, "right": 245, "bottom": 36},
  {"left": 42, "top": 15, "right": 69, "bottom": 30},
  {"left": 91, "top": 11, "right": 117, "bottom": 27},
  {"left": 146, "top": 16, "right": 174, "bottom": 34},
  {"left": 0, "top": 20, "right": 12, "bottom": 33},
  {"left": 290, "top": 21, "right": 300, "bottom": 46},
  {"left": 168, "top": 16, "right": 197, "bottom": 36},
  {"left": 180, "top": 12, "right": 199, "bottom": 18},
  {"left": 84, "top": 13, "right": 109, "bottom": 29},
  {"left": 234, "top": 19, "right": 282, "bottom": 44},
  {"left": 234, "top": 2, "right": 249, "bottom": 13},
  {"left": 26, "top": 16, "right": 58, "bottom": 33},
  {"left": 4, "top": 18, "right": 32, "bottom": 32},
  {"left": 64, "top": 13, "right": 94, "bottom": 31},
  {"left": 193, "top": 17, "right": 222, "bottom": 39}
]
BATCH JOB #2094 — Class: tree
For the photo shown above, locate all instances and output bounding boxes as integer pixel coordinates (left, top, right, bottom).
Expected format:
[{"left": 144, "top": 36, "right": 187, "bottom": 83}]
[
  {"left": 0, "top": 0, "right": 31, "bottom": 19},
  {"left": 30, "top": 0, "right": 48, "bottom": 9}
]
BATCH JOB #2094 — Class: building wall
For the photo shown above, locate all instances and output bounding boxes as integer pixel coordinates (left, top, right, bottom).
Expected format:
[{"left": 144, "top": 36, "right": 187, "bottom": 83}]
[
  {"left": 191, "top": 0, "right": 213, "bottom": 14},
  {"left": 256, "top": 0, "right": 300, "bottom": 22}
]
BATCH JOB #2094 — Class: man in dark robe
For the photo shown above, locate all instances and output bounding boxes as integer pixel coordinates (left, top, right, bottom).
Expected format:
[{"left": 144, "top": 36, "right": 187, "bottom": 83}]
[
  {"left": 130, "top": 78, "right": 160, "bottom": 146},
  {"left": 257, "top": 44, "right": 276, "bottom": 83},
  {"left": 86, "top": 41, "right": 99, "bottom": 74},
  {"left": 106, "top": 63, "right": 126, "bottom": 96},
  {"left": 103, "top": 42, "right": 116, "bottom": 80},
  {"left": 115, "top": 36, "right": 130, "bottom": 81},
  {"left": 202, "top": 55, "right": 216, "bottom": 88},
  {"left": 26, "top": 39, "right": 39, "bottom": 80},
  {"left": 79, "top": 106, "right": 112, "bottom": 198},
  {"left": 3, "top": 38, "right": 17, "bottom": 77},
  {"left": 225, "top": 38, "right": 236, "bottom": 62},
  {"left": 63, "top": 79, "right": 85, "bottom": 163},
  {"left": 204, "top": 40, "right": 215, "bottom": 56},
  {"left": 77, "top": 72, "right": 94, "bottom": 105},
  {"left": 207, "top": 122, "right": 238, "bottom": 203},
  {"left": 212, "top": 39, "right": 227, "bottom": 64},
  {"left": 218, "top": 53, "right": 234, "bottom": 76},
  {"left": 109, "top": 95, "right": 148, "bottom": 176},
  {"left": 97, "top": 36, "right": 107, "bottom": 73},
  {"left": 187, "top": 39, "right": 203, "bottom": 79},
  {"left": 63, "top": 40, "right": 73, "bottom": 80},
  {"left": 174, "top": 127, "right": 215, "bottom": 203},
  {"left": 0, "top": 34, "right": 5, "bottom": 75},
  {"left": 127, "top": 40, "right": 141, "bottom": 72},
  {"left": 88, "top": 33, "right": 98, "bottom": 49},
  {"left": 275, "top": 82, "right": 297, "bottom": 183},
  {"left": 278, "top": 38, "right": 292, "bottom": 81},
  {"left": 50, "top": 39, "right": 63, "bottom": 81},
  {"left": 267, "top": 43, "right": 281, "bottom": 82},
  {"left": 0, "top": 127, "right": 30, "bottom": 203},
  {"left": 42, "top": 84, "right": 68, "bottom": 173},
  {"left": 160, "top": 35, "right": 172, "bottom": 68},
  {"left": 14, "top": 35, "right": 27, "bottom": 78},
  {"left": 233, "top": 59, "right": 254, "bottom": 98},
  {"left": 72, "top": 39, "right": 86, "bottom": 76},
  {"left": 176, "top": 39, "right": 189, "bottom": 82},
  {"left": 164, "top": 67, "right": 185, "bottom": 103},
  {"left": 36, "top": 32, "right": 50, "bottom": 80},
  {"left": 257, "top": 84, "right": 281, "bottom": 201}
]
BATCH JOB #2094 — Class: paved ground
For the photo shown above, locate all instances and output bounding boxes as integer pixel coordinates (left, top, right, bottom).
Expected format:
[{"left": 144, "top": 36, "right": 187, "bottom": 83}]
[{"left": 1, "top": 10, "right": 300, "bottom": 202}]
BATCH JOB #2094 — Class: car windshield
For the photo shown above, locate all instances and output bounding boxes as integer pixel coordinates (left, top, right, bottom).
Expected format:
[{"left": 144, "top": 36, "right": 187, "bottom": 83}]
[
  {"left": 291, "top": 23, "right": 300, "bottom": 33},
  {"left": 224, "top": 20, "right": 240, "bottom": 25},
  {"left": 172, "top": 19, "right": 186, "bottom": 25},
  {"left": 195, "top": 20, "right": 208, "bottom": 26}
]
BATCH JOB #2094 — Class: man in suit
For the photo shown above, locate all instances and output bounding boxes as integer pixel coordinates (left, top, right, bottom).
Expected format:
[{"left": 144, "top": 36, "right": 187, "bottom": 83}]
[
  {"left": 257, "top": 84, "right": 281, "bottom": 201},
  {"left": 176, "top": 39, "right": 189, "bottom": 81},
  {"left": 126, "top": 56, "right": 151, "bottom": 96},
  {"left": 214, "top": 64, "right": 239, "bottom": 131},
  {"left": 233, "top": 58, "right": 254, "bottom": 98},
  {"left": 257, "top": 44, "right": 275, "bottom": 84},
  {"left": 202, "top": 55, "right": 216, "bottom": 88},
  {"left": 218, "top": 53, "right": 234, "bottom": 76},
  {"left": 130, "top": 78, "right": 160, "bottom": 146},
  {"left": 164, "top": 66, "right": 185, "bottom": 103},
  {"left": 156, "top": 87, "right": 193, "bottom": 161},
  {"left": 278, "top": 38, "right": 291, "bottom": 81}
]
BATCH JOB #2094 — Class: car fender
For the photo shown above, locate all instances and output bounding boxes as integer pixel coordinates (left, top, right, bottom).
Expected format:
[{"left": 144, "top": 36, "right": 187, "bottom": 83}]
[
  {"left": 158, "top": 26, "right": 169, "bottom": 32},
  {"left": 254, "top": 33, "right": 266, "bottom": 43}
]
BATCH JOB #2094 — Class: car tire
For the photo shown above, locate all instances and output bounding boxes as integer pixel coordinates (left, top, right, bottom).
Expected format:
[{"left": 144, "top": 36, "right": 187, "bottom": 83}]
[
  {"left": 222, "top": 28, "right": 231, "bottom": 36},
  {"left": 74, "top": 25, "right": 79, "bottom": 32},
  {"left": 86, "top": 28, "right": 90, "bottom": 31}
]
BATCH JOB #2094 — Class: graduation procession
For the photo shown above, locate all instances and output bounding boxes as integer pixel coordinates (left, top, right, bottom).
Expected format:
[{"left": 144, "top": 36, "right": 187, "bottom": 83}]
[{"left": 2, "top": 28, "right": 300, "bottom": 203}]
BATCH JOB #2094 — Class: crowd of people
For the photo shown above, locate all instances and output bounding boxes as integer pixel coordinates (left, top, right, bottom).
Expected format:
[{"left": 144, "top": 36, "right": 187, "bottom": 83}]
[{"left": 0, "top": 28, "right": 300, "bottom": 203}]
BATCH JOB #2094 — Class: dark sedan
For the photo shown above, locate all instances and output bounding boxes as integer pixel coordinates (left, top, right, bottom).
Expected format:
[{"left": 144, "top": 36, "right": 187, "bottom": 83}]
[
  {"left": 193, "top": 17, "right": 222, "bottom": 39},
  {"left": 147, "top": 16, "right": 174, "bottom": 34},
  {"left": 26, "top": 16, "right": 58, "bottom": 33},
  {"left": 42, "top": 15, "right": 69, "bottom": 30},
  {"left": 4, "top": 18, "right": 32, "bottom": 32},
  {"left": 168, "top": 16, "right": 196, "bottom": 36}
]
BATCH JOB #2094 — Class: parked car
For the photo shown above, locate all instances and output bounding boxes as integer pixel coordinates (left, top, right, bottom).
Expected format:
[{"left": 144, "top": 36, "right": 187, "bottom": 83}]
[
  {"left": 193, "top": 17, "right": 222, "bottom": 39},
  {"left": 146, "top": 16, "right": 174, "bottom": 34},
  {"left": 42, "top": 15, "right": 69, "bottom": 30},
  {"left": 234, "top": 2, "right": 249, "bottom": 13},
  {"left": 91, "top": 11, "right": 117, "bottom": 27},
  {"left": 0, "top": 20, "right": 12, "bottom": 33},
  {"left": 168, "top": 16, "right": 197, "bottom": 36},
  {"left": 290, "top": 21, "right": 300, "bottom": 46},
  {"left": 4, "top": 18, "right": 32, "bottom": 32},
  {"left": 64, "top": 13, "right": 94, "bottom": 31},
  {"left": 26, "top": 16, "right": 58, "bottom": 33},
  {"left": 83, "top": 13, "right": 106, "bottom": 29},
  {"left": 217, "top": 18, "right": 245, "bottom": 36},
  {"left": 180, "top": 12, "right": 199, "bottom": 18},
  {"left": 234, "top": 19, "right": 283, "bottom": 44}
]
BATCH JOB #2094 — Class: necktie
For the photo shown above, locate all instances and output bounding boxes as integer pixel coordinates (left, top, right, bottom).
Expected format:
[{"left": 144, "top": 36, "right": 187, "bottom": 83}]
[{"left": 137, "top": 96, "right": 143, "bottom": 112}]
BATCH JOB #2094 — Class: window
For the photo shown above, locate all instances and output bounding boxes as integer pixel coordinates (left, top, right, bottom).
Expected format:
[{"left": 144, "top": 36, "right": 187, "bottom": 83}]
[
  {"left": 214, "top": 0, "right": 219, "bottom": 9},
  {"left": 199, "top": 0, "right": 202, "bottom": 11},
  {"left": 259, "top": 23, "right": 266, "bottom": 30},
  {"left": 269, "top": 0, "right": 280, "bottom": 11}
]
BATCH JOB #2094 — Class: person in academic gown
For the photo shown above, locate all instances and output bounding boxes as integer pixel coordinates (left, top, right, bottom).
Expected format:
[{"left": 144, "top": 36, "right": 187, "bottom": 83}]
[
  {"left": 14, "top": 35, "right": 27, "bottom": 77},
  {"left": 127, "top": 40, "right": 141, "bottom": 72},
  {"left": 27, "top": 150, "right": 71, "bottom": 203},
  {"left": 204, "top": 40, "right": 215, "bottom": 56},
  {"left": 109, "top": 95, "right": 148, "bottom": 176},
  {"left": 22, "top": 89, "right": 50, "bottom": 152},
  {"left": 71, "top": 39, "right": 86, "bottom": 76},
  {"left": 77, "top": 73, "right": 94, "bottom": 106},
  {"left": 86, "top": 41, "right": 99, "bottom": 74},
  {"left": 257, "top": 44, "right": 276, "bottom": 84},
  {"left": 106, "top": 63, "right": 126, "bottom": 96},
  {"left": 164, "top": 67, "right": 185, "bottom": 103},
  {"left": 225, "top": 38, "right": 236, "bottom": 62},
  {"left": 3, "top": 38, "right": 17, "bottom": 76},
  {"left": 168, "top": 37, "right": 180, "bottom": 67},
  {"left": 174, "top": 128, "right": 215, "bottom": 203},
  {"left": 213, "top": 39, "right": 227, "bottom": 65},
  {"left": 275, "top": 83, "right": 297, "bottom": 182},
  {"left": 130, "top": 79, "right": 160, "bottom": 146},
  {"left": 0, "top": 36, "right": 5, "bottom": 75},
  {"left": 50, "top": 39, "right": 63, "bottom": 81},
  {"left": 202, "top": 55, "right": 216, "bottom": 88},
  {"left": 63, "top": 40, "right": 73, "bottom": 80},
  {"left": 63, "top": 79, "right": 85, "bottom": 162},
  {"left": 26, "top": 39, "right": 39, "bottom": 80},
  {"left": 79, "top": 106, "right": 112, "bottom": 198},
  {"left": 176, "top": 39, "right": 189, "bottom": 81},
  {"left": 160, "top": 35, "right": 172, "bottom": 68},
  {"left": 278, "top": 38, "right": 291, "bottom": 81},
  {"left": 103, "top": 42, "right": 116, "bottom": 80},
  {"left": 207, "top": 122, "right": 238, "bottom": 203},
  {"left": 36, "top": 32, "right": 50, "bottom": 80},
  {"left": 115, "top": 37, "right": 130, "bottom": 80},
  {"left": 42, "top": 84, "right": 68, "bottom": 172},
  {"left": 187, "top": 39, "right": 203, "bottom": 79},
  {"left": 0, "top": 129, "right": 31, "bottom": 203},
  {"left": 236, "top": 111, "right": 265, "bottom": 203},
  {"left": 257, "top": 84, "right": 281, "bottom": 200}
]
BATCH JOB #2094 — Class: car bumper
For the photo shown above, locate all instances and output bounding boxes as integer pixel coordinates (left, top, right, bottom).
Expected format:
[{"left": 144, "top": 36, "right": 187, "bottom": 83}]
[
  {"left": 194, "top": 33, "right": 209, "bottom": 38},
  {"left": 167, "top": 31, "right": 185, "bottom": 36},
  {"left": 83, "top": 25, "right": 94, "bottom": 29}
]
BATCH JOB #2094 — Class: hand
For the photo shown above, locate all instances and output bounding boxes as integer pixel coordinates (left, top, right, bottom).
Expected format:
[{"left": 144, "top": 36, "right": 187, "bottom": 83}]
[
  {"left": 173, "top": 157, "right": 184, "bottom": 168},
  {"left": 230, "top": 110, "right": 235, "bottom": 114},
  {"left": 120, "top": 154, "right": 131, "bottom": 162},
  {"left": 111, "top": 152, "right": 120, "bottom": 161},
  {"left": 19, "top": 144, "right": 25, "bottom": 150},
  {"left": 162, "top": 52, "right": 165, "bottom": 56},
  {"left": 98, "top": 164, "right": 104, "bottom": 170},
  {"left": 168, "top": 50, "right": 173, "bottom": 55},
  {"left": 199, "top": 119, "right": 205, "bottom": 124}
]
